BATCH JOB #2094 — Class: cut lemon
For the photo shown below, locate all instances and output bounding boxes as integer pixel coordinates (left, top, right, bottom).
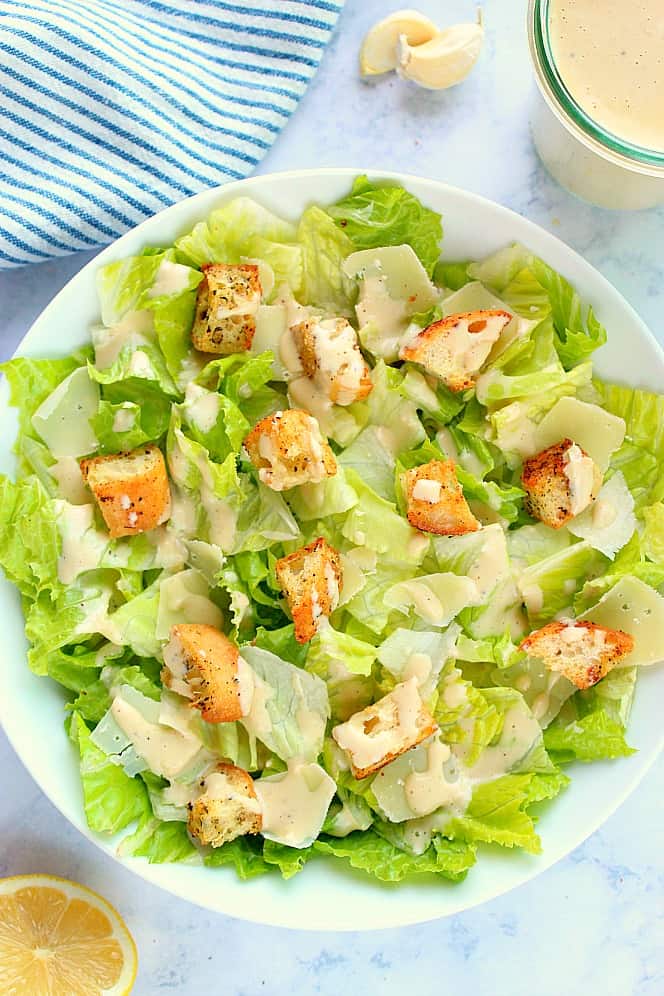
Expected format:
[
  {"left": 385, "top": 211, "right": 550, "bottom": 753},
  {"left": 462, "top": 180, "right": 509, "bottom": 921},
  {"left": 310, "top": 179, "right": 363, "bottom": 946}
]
[{"left": 0, "top": 874, "right": 137, "bottom": 995}]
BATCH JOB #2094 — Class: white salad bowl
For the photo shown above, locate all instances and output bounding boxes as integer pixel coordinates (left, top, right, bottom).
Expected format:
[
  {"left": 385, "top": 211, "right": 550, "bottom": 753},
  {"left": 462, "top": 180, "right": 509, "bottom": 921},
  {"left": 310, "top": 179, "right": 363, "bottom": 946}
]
[{"left": 1, "top": 169, "right": 662, "bottom": 931}]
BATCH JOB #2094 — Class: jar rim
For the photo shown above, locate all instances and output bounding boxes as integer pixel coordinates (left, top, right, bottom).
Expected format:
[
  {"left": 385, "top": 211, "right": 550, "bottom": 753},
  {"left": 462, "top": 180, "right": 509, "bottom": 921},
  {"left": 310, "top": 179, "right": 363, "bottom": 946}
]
[{"left": 528, "top": 0, "right": 664, "bottom": 171}]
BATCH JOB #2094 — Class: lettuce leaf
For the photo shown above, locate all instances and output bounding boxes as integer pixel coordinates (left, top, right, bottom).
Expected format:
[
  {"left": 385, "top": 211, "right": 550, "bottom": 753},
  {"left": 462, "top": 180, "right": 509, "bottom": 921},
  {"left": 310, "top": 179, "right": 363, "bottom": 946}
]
[
  {"left": 71, "top": 712, "right": 148, "bottom": 834},
  {"left": 0, "top": 475, "right": 61, "bottom": 598},
  {"left": 326, "top": 175, "right": 443, "bottom": 276},
  {"left": 445, "top": 770, "right": 567, "bottom": 854},
  {"left": 297, "top": 204, "right": 356, "bottom": 313},
  {"left": 175, "top": 196, "right": 302, "bottom": 294},
  {"left": 314, "top": 830, "right": 475, "bottom": 882},
  {"left": 543, "top": 667, "right": 637, "bottom": 762}
]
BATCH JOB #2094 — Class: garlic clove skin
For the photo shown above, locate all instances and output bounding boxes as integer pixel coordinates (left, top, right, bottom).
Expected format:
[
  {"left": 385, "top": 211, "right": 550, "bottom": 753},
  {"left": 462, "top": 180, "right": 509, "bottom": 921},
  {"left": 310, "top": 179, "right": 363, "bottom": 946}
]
[
  {"left": 360, "top": 9, "right": 439, "bottom": 76},
  {"left": 397, "top": 21, "right": 484, "bottom": 90}
]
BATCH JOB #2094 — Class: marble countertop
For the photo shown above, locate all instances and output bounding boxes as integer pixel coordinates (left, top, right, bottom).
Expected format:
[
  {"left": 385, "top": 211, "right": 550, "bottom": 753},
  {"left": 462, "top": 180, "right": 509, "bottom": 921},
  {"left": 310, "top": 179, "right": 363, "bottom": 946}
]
[{"left": 0, "top": 1, "right": 662, "bottom": 993}]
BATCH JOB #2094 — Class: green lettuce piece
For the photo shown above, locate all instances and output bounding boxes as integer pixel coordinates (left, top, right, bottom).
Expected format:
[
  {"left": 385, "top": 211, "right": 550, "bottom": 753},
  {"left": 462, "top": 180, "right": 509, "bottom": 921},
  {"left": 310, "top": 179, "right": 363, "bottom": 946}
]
[
  {"left": 519, "top": 540, "right": 608, "bottom": 627},
  {"left": 466, "top": 244, "right": 533, "bottom": 293},
  {"left": 24, "top": 572, "right": 116, "bottom": 675},
  {"left": 179, "top": 385, "right": 248, "bottom": 463},
  {"left": 530, "top": 257, "right": 607, "bottom": 368},
  {"left": 203, "top": 837, "right": 271, "bottom": 879},
  {"left": 89, "top": 342, "right": 179, "bottom": 399},
  {"left": 595, "top": 379, "right": 664, "bottom": 507},
  {"left": 69, "top": 662, "right": 160, "bottom": 724},
  {"left": 262, "top": 840, "right": 313, "bottom": 879},
  {"left": 433, "top": 259, "right": 471, "bottom": 290},
  {"left": 308, "top": 624, "right": 377, "bottom": 677},
  {"left": 314, "top": 831, "right": 475, "bottom": 882},
  {"left": 196, "top": 351, "right": 283, "bottom": 425},
  {"left": 326, "top": 175, "right": 443, "bottom": 276},
  {"left": 286, "top": 468, "right": 359, "bottom": 522},
  {"left": 239, "top": 645, "right": 330, "bottom": 763},
  {"left": 343, "top": 562, "right": 413, "bottom": 637},
  {"left": 91, "top": 401, "right": 155, "bottom": 452},
  {"left": 0, "top": 475, "right": 60, "bottom": 598},
  {"left": 341, "top": 469, "right": 427, "bottom": 565},
  {"left": 465, "top": 244, "right": 606, "bottom": 368},
  {"left": 642, "top": 503, "right": 664, "bottom": 564},
  {"left": 71, "top": 712, "right": 148, "bottom": 834},
  {"left": 455, "top": 632, "right": 524, "bottom": 670},
  {"left": 175, "top": 196, "right": 302, "bottom": 293},
  {"left": 445, "top": 772, "right": 564, "bottom": 854},
  {"left": 297, "top": 204, "right": 356, "bottom": 313},
  {"left": 507, "top": 522, "right": 572, "bottom": 571},
  {"left": 96, "top": 253, "right": 163, "bottom": 326},
  {"left": 118, "top": 795, "right": 198, "bottom": 864},
  {"left": 254, "top": 623, "right": 307, "bottom": 669},
  {"left": 306, "top": 625, "right": 376, "bottom": 722},
  {"left": 543, "top": 667, "right": 637, "bottom": 763}
]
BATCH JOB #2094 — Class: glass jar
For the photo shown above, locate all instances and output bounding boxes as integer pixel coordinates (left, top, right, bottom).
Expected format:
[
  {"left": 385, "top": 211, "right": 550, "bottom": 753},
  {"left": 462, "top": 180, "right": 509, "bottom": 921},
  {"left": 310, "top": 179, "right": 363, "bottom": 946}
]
[{"left": 527, "top": 0, "right": 664, "bottom": 209}]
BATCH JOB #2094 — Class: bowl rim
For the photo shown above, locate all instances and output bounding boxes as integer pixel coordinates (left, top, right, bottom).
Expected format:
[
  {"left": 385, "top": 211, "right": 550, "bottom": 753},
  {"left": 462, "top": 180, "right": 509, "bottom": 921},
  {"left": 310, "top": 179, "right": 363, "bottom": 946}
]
[{"left": 1, "top": 167, "right": 662, "bottom": 931}]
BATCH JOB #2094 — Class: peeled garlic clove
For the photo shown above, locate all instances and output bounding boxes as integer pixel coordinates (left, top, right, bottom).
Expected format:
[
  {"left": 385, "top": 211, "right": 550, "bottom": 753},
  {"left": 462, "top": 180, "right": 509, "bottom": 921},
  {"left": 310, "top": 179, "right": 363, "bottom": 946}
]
[
  {"left": 397, "top": 20, "right": 484, "bottom": 90},
  {"left": 360, "top": 8, "right": 439, "bottom": 76}
]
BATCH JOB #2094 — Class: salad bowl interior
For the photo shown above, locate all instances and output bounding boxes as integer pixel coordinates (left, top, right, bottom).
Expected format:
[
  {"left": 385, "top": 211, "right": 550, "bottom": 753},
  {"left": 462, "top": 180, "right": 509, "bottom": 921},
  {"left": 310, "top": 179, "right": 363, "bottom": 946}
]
[{"left": 0, "top": 169, "right": 662, "bottom": 931}]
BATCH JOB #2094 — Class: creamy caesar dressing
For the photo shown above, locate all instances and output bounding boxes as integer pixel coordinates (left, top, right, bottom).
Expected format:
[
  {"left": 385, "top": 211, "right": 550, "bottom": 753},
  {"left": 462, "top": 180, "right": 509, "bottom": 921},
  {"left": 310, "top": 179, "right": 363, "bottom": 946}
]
[
  {"left": 431, "top": 312, "right": 507, "bottom": 382},
  {"left": 404, "top": 652, "right": 433, "bottom": 685},
  {"left": 128, "top": 349, "right": 154, "bottom": 379},
  {"left": 521, "top": 582, "right": 544, "bottom": 616},
  {"left": 564, "top": 443, "right": 598, "bottom": 515},
  {"left": 332, "top": 678, "right": 429, "bottom": 773},
  {"left": 456, "top": 703, "right": 540, "bottom": 779},
  {"left": 549, "top": 0, "right": 664, "bottom": 152},
  {"left": 395, "top": 580, "right": 444, "bottom": 624},
  {"left": 253, "top": 760, "right": 336, "bottom": 848},
  {"left": 111, "top": 404, "right": 137, "bottom": 434},
  {"left": 203, "top": 769, "right": 262, "bottom": 812},
  {"left": 92, "top": 310, "right": 155, "bottom": 369},
  {"left": 155, "top": 570, "right": 223, "bottom": 640},
  {"left": 111, "top": 695, "right": 202, "bottom": 779},
  {"left": 184, "top": 382, "right": 222, "bottom": 434},
  {"left": 56, "top": 502, "right": 108, "bottom": 584},
  {"left": 50, "top": 456, "right": 89, "bottom": 505},
  {"left": 241, "top": 674, "right": 274, "bottom": 741},
  {"left": 490, "top": 401, "right": 539, "bottom": 459},
  {"left": 356, "top": 274, "right": 410, "bottom": 343},
  {"left": 290, "top": 318, "right": 369, "bottom": 407},
  {"left": 404, "top": 738, "right": 453, "bottom": 816},
  {"left": 372, "top": 735, "right": 472, "bottom": 823}
]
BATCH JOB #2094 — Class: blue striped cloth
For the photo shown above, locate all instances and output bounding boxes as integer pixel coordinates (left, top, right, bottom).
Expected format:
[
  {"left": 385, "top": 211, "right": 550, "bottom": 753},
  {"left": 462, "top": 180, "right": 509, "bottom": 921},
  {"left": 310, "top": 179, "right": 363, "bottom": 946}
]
[{"left": 0, "top": 0, "right": 344, "bottom": 268}]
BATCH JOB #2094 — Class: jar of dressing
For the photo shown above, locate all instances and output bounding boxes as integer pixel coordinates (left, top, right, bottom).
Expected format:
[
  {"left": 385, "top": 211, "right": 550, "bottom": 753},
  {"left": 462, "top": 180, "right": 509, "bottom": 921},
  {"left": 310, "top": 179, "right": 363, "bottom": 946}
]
[{"left": 528, "top": 0, "right": 664, "bottom": 209}]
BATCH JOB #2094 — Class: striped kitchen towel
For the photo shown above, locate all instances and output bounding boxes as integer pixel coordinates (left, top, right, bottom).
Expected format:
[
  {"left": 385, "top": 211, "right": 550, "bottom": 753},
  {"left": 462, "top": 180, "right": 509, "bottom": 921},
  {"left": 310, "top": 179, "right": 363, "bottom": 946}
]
[{"left": 0, "top": 0, "right": 344, "bottom": 268}]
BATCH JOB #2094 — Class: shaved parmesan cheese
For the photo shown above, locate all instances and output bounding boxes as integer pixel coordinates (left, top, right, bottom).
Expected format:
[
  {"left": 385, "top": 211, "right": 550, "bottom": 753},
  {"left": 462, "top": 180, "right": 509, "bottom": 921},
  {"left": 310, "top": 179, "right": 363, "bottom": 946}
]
[
  {"left": 579, "top": 576, "right": 664, "bottom": 666},
  {"left": 535, "top": 397, "right": 625, "bottom": 471},
  {"left": 568, "top": 472, "right": 635, "bottom": 558}
]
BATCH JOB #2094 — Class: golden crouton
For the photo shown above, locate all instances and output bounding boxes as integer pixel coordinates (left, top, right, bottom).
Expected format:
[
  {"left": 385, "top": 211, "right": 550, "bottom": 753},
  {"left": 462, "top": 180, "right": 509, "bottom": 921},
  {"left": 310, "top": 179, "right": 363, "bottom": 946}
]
[
  {"left": 290, "top": 318, "right": 373, "bottom": 406},
  {"left": 521, "top": 438, "right": 602, "bottom": 529},
  {"left": 399, "top": 309, "right": 512, "bottom": 392},
  {"left": 243, "top": 408, "right": 337, "bottom": 492},
  {"left": 162, "top": 623, "right": 251, "bottom": 723},
  {"left": 403, "top": 459, "right": 479, "bottom": 536},
  {"left": 80, "top": 444, "right": 170, "bottom": 538},
  {"left": 275, "top": 537, "right": 342, "bottom": 644},
  {"left": 188, "top": 763, "right": 262, "bottom": 847},
  {"left": 191, "top": 263, "right": 261, "bottom": 355},
  {"left": 519, "top": 620, "right": 634, "bottom": 689},
  {"left": 332, "top": 678, "right": 438, "bottom": 779}
]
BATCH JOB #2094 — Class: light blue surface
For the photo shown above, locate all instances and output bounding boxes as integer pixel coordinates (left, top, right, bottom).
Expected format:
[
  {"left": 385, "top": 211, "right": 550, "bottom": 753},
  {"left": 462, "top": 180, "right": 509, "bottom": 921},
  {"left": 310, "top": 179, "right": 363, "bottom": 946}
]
[{"left": 0, "top": 1, "right": 662, "bottom": 992}]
